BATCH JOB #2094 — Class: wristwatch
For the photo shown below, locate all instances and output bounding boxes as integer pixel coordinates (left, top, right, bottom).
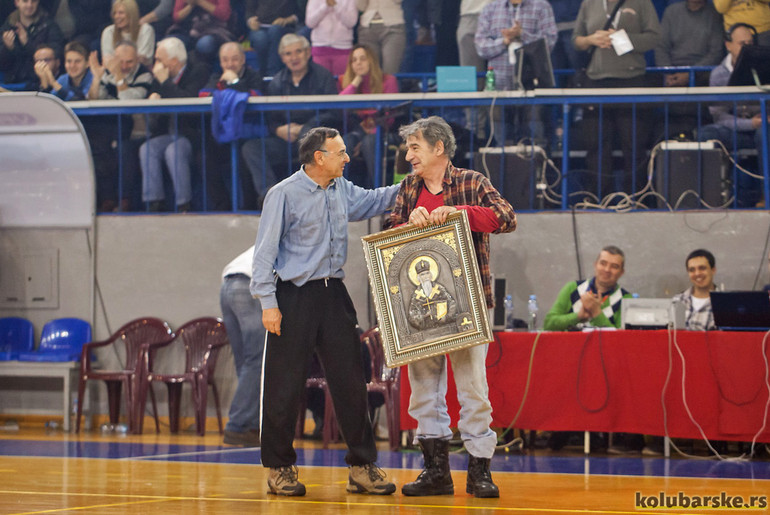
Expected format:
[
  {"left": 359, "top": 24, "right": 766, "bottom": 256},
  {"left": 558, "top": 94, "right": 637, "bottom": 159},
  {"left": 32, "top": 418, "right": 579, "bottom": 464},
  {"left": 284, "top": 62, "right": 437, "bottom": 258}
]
[
  {"left": 227, "top": 78, "right": 240, "bottom": 86},
  {"left": 116, "top": 78, "right": 126, "bottom": 87}
]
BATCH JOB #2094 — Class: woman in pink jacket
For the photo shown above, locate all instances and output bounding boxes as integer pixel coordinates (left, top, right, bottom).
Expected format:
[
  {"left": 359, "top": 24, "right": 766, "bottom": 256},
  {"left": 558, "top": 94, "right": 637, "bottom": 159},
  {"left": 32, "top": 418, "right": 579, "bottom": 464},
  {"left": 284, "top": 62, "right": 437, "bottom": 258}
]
[
  {"left": 306, "top": 0, "right": 358, "bottom": 76},
  {"left": 338, "top": 44, "right": 399, "bottom": 188}
]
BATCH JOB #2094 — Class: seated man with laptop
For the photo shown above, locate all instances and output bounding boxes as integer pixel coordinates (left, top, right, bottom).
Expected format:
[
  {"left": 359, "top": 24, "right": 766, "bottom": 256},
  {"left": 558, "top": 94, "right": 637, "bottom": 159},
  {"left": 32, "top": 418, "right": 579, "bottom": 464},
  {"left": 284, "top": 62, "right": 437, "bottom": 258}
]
[{"left": 672, "top": 249, "right": 717, "bottom": 331}]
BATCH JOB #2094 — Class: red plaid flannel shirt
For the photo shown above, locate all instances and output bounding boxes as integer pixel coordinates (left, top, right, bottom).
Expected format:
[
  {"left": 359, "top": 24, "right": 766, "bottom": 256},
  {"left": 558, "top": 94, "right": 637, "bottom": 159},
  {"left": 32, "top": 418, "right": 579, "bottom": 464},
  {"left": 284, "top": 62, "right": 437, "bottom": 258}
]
[{"left": 389, "top": 164, "right": 517, "bottom": 308}]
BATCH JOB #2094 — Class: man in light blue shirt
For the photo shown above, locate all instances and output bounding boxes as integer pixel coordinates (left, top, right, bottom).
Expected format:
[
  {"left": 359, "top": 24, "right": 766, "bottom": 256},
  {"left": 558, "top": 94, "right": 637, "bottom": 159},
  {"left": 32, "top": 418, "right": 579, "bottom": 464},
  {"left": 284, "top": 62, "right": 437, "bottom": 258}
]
[{"left": 251, "top": 126, "right": 398, "bottom": 497}]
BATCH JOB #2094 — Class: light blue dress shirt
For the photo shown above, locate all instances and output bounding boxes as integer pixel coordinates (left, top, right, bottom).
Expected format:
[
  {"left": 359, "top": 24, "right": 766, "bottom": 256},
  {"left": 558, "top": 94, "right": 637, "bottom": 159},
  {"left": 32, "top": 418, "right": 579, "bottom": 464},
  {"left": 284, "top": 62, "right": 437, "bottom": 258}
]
[{"left": 251, "top": 167, "right": 400, "bottom": 310}]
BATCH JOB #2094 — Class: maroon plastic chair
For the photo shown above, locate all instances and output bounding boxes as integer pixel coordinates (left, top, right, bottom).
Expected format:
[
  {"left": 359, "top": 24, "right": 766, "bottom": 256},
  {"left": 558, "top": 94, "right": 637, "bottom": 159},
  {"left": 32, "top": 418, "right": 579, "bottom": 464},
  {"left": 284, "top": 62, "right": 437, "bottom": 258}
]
[
  {"left": 134, "top": 317, "right": 228, "bottom": 436},
  {"left": 75, "top": 317, "right": 172, "bottom": 433},
  {"left": 361, "top": 326, "right": 401, "bottom": 451}
]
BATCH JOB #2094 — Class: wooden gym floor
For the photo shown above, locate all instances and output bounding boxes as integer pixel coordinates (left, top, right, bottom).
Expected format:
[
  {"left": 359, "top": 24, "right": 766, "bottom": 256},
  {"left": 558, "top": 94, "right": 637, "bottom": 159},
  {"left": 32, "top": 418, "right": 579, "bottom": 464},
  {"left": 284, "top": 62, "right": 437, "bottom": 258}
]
[{"left": 0, "top": 423, "right": 769, "bottom": 514}]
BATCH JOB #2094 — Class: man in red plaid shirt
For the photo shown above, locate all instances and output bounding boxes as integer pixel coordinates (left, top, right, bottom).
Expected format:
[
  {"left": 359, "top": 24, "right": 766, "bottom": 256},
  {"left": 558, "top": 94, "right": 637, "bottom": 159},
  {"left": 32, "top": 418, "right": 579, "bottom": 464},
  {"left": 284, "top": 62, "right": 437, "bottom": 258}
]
[{"left": 390, "top": 116, "right": 517, "bottom": 498}]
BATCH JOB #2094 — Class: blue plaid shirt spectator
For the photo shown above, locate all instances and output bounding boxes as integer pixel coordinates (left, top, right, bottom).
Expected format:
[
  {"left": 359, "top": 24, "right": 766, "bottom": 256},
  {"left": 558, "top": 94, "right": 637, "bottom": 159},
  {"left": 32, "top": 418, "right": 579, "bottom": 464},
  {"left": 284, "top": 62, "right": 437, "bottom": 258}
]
[{"left": 474, "top": 0, "right": 557, "bottom": 90}]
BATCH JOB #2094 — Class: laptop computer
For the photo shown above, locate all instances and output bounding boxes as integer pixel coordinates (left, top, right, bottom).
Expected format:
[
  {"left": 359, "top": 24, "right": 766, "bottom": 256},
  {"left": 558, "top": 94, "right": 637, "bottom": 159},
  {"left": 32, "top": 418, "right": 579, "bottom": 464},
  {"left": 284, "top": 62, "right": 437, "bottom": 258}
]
[{"left": 710, "top": 291, "right": 770, "bottom": 331}]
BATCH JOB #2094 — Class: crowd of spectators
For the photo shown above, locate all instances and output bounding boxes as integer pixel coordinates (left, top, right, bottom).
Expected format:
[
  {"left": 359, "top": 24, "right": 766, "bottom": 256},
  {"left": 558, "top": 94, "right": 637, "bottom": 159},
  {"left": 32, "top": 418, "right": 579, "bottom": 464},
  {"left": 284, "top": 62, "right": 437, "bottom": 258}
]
[{"left": 1, "top": 0, "right": 769, "bottom": 212}]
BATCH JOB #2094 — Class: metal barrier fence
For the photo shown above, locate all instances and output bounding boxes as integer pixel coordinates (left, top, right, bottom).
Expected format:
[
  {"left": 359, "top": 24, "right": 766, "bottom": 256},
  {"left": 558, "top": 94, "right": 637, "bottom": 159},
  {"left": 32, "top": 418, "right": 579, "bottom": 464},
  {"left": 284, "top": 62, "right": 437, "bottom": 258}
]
[{"left": 68, "top": 85, "right": 770, "bottom": 213}]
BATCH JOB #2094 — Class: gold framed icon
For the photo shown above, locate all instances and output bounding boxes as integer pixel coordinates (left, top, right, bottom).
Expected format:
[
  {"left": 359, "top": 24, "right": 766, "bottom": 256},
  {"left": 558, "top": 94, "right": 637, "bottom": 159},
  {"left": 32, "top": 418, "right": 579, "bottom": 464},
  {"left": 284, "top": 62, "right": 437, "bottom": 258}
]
[{"left": 361, "top": 210, "right": 493, "bottom": 367}]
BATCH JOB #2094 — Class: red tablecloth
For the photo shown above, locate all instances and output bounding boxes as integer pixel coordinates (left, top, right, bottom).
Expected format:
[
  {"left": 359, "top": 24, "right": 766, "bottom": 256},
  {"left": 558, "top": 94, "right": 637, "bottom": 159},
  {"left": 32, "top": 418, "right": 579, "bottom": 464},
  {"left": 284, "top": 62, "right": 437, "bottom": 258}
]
[{"left": 399, "top": 330, "right": 770, "bottom": 442}]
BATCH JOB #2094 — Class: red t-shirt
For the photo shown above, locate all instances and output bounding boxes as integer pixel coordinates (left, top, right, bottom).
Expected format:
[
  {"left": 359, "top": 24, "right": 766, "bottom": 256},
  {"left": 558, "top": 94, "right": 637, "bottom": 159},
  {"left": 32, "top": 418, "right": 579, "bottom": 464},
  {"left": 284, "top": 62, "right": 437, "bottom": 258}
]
[{"left": 416, "top": 187, "right": 500, "bottom": 233}]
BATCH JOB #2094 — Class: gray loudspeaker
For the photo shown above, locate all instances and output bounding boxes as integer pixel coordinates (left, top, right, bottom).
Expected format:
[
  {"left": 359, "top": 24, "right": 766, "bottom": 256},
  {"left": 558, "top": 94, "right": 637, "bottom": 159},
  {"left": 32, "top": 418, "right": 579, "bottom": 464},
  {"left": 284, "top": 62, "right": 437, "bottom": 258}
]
[
  {"left": 493, "top": 277, "right": 506, "bottom": 328},
  {"left": 654, "top": 146, "right": 729, "bottom": 209}
]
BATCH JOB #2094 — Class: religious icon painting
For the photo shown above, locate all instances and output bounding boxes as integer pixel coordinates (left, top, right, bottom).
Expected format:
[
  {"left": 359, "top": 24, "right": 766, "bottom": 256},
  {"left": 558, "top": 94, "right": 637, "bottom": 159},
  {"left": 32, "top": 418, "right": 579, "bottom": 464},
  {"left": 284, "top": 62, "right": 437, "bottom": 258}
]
[{"left": 361, "top": 210, "right": 493, "bottom": 367}]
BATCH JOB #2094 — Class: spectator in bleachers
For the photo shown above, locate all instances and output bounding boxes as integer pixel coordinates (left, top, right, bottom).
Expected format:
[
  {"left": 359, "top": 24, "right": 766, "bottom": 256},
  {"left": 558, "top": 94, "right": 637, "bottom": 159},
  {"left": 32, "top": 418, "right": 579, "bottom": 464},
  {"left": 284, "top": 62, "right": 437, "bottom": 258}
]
[
  {"left": 404, "top": 0, "right": 440, "bottom": 45},
  {"left": 475, "top": 0, "right": 558, "bottom": 91},
  {"left": 549, "top": 0, "right": 585, "bottom": 74},
  {"left": 45, "top": 0, "right": 110, "bottom": 52},
  {"left": 655, "top": 0, "right": 723, "bottom": 88},
  {"left": 203, "top": 40, "right": 263, "bottom": 93},
  {"left": 88, "top": 40, "right": 153, "bottom": 212},
  {"left": 138, "top": 0, "right": 175, "bottom": 39},
  {"left": 40, "top": 40, "right": 91, "bottom": 100},
  {"left": 140, "top": 36, "right": 210, "bottom": 212},
  {"left": 714, "top": 0, "right": 770, "bottom": 46},
  {"left": 167, "top": 0, "right": 234, "bottom": 64},
  {"left": 355, "top": 0, "right": 407, "bottom": 75},
  {"left": 27, "top": 42, "right": 59, "bottom": 90},
  {"left": 654, "top": 0, "right": 723, "bottom": 140},
  {"left": 0, "top": 0, "right": 64, "bottom": 86},
  {"left": 201, "top": 41, "right": 265, "bottom": 210},
  {"left": 88, "top": 40, "right": 153, "bottom": 100},
  {"left": 338, "top": 44, "right": 398, "bottom": 188},
  {"left": 102, "top": 0, "right": 155, "bottom": 68},
  {"left": 305, "top": 0, "right": 357, "bottom": 77},
  {"left": 457, "top": 0, "right": 491, "bottom": 79},
  {"left": 241, "top": 33, "right": 338, "bottom": 207},
  {"left": 572, "top": 0, "right": 660, "bottom": 198},
  {"left": 245, "top": 0, "right": 302, "bottom": 75},
  {"left": 474, "top": 0, "right": 557, "bottom": 145},
  {"left": 456, "top": 0, "right": 492, "bottom": 137},
  {"left": 698, "top": 23, "right": 767, "bottom": 207}
]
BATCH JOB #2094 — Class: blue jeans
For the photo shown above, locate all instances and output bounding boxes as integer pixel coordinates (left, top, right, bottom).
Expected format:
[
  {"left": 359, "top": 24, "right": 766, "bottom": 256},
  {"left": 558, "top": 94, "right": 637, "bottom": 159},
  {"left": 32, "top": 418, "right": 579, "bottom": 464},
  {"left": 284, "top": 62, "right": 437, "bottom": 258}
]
[
  {"left": 241, "top": 135, "right": 295, "bottom": 196},
  {"left": 195, "top": 35, "right": 226, "bottom": 63},
  {"left": 139, "top": 134, "right": 192, "bottom": 205},
  {"left": 248, "top": 25, "right": 290, "bottom": 75},
  {"left": 220, "top": 274, "right": 265, "bottom": 433},
  {"left": 407, "top": 343, "right": 496, "bottom": 458},
  {"left": 343, "top": 128, "right": 379, "bottom": 188}
]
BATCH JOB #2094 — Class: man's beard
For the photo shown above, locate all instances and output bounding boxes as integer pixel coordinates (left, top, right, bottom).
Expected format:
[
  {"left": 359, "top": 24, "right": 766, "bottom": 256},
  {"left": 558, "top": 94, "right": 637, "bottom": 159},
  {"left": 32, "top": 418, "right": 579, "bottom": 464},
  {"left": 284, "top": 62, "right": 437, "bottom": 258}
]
[{"left": 421, "top": 279, "right": 433, "bottom": 298}]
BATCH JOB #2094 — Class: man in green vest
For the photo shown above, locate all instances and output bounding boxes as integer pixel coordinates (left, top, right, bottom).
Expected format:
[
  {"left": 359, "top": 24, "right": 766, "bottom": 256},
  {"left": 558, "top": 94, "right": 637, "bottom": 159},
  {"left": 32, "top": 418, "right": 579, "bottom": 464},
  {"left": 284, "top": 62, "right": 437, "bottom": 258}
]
[{"left": 543, "top": 245, "right": 632, "bottom": 331}]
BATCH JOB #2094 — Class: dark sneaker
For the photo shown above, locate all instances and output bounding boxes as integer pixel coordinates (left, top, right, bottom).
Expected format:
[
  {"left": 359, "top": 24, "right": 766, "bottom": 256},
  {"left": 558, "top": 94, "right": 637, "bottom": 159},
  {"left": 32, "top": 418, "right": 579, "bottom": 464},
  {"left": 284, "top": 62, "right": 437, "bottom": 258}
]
[
  {"left": 347, "top": 463, "right": 396, "bottom": 495},
  {"left": 267, "top": 465, "right": 306, "bottom": 496},
  {"left": 223, "top": 429, "right": 260, "bottom": 447}
]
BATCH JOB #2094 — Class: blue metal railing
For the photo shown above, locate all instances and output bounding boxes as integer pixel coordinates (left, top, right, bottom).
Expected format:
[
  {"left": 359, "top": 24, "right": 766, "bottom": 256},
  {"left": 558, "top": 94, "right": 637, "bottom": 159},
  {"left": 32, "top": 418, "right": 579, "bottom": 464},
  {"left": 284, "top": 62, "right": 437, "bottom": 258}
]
[{"left": 65, "top": 84, "right": 769, "bottom": 213}]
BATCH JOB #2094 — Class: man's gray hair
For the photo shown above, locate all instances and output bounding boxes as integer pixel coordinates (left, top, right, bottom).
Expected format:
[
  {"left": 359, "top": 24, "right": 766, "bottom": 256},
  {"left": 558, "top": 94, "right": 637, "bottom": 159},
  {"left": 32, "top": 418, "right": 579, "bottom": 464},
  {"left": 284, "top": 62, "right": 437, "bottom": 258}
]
[
  {"left": 278, "top": 33, "right": 310, "bottom": 54},
  {"left": 600, "top": 245, "right": 625, "bottom": 266},
  {"left": 398, "top": 116, "right": 457, "bottom": 159},
  {"left": 114, "top": 40, "right": 138, "bottom": 53},
  {"left": 157, "top": 37, "right": 187, "bottom": 64}
]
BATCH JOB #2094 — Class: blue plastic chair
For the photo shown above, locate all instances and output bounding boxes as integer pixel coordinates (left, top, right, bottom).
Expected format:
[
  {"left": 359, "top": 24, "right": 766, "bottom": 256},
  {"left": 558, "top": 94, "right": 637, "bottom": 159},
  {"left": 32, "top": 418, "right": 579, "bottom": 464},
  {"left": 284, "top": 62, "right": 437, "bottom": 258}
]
[
  {"left": 0, "top": 317, "right": 35, "bottom": 360},
  {"left": 17, "top": 318, "right": 92, "bottom": 362}
]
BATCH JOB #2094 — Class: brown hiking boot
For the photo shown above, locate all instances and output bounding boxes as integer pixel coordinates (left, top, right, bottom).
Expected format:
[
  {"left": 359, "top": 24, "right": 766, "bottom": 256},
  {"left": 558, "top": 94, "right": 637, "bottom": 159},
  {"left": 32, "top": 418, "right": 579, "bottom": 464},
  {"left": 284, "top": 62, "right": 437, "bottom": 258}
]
[
  {"left": 267, "top": 465, "right": 306, "bottom": 496},
  {"left": 347, "top": 463, "right": 396, "bottom": 495}
]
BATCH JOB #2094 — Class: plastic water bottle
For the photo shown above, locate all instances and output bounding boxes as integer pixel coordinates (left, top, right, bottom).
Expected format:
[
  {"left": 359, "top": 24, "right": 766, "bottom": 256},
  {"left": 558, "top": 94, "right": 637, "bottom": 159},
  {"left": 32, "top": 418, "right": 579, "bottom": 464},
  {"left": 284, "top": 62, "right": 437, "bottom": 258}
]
[
  {"left": 485, "top": 67, "right": 496, "bottom": 91},
  {"left": 527, "top": 294, "right": 539, "bottom": 332},
  {"left": 504, "top": 294, "right": 515, "bottom": 330}
]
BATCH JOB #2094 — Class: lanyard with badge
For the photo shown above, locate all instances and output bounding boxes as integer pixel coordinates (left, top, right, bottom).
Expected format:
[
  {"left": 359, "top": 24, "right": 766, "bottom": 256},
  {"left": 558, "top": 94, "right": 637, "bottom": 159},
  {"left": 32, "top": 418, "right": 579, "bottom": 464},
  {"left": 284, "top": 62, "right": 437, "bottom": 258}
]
[{"left": 602, "top": 0, "right": 634, "bottom": 56}]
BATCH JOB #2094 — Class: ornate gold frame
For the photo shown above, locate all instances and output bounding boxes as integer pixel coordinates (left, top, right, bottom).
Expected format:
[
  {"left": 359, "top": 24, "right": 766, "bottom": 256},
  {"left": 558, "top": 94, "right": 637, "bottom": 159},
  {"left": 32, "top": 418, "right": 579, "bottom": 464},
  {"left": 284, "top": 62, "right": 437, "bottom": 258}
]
[{"left": 361, "top": 210, "right": 493, "bottom": 367}]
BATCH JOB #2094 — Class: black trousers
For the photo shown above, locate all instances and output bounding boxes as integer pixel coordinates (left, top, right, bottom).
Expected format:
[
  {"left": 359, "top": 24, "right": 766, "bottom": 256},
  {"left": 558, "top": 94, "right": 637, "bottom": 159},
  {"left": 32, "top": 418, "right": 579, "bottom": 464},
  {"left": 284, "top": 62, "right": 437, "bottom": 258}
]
[
  {"left": 260, "top": 278, "right": 377, "bottom": 468},
  {"left": 582, "top": 75, "right": 654, "bottom": 196}
]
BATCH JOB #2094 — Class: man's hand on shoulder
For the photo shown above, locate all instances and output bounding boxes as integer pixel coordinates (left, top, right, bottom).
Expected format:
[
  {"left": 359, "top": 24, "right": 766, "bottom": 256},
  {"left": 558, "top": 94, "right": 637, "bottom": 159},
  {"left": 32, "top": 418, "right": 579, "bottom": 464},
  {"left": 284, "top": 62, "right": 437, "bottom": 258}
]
[{"left": 263, "top": 307, "right": 282, "bottom": 335}]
